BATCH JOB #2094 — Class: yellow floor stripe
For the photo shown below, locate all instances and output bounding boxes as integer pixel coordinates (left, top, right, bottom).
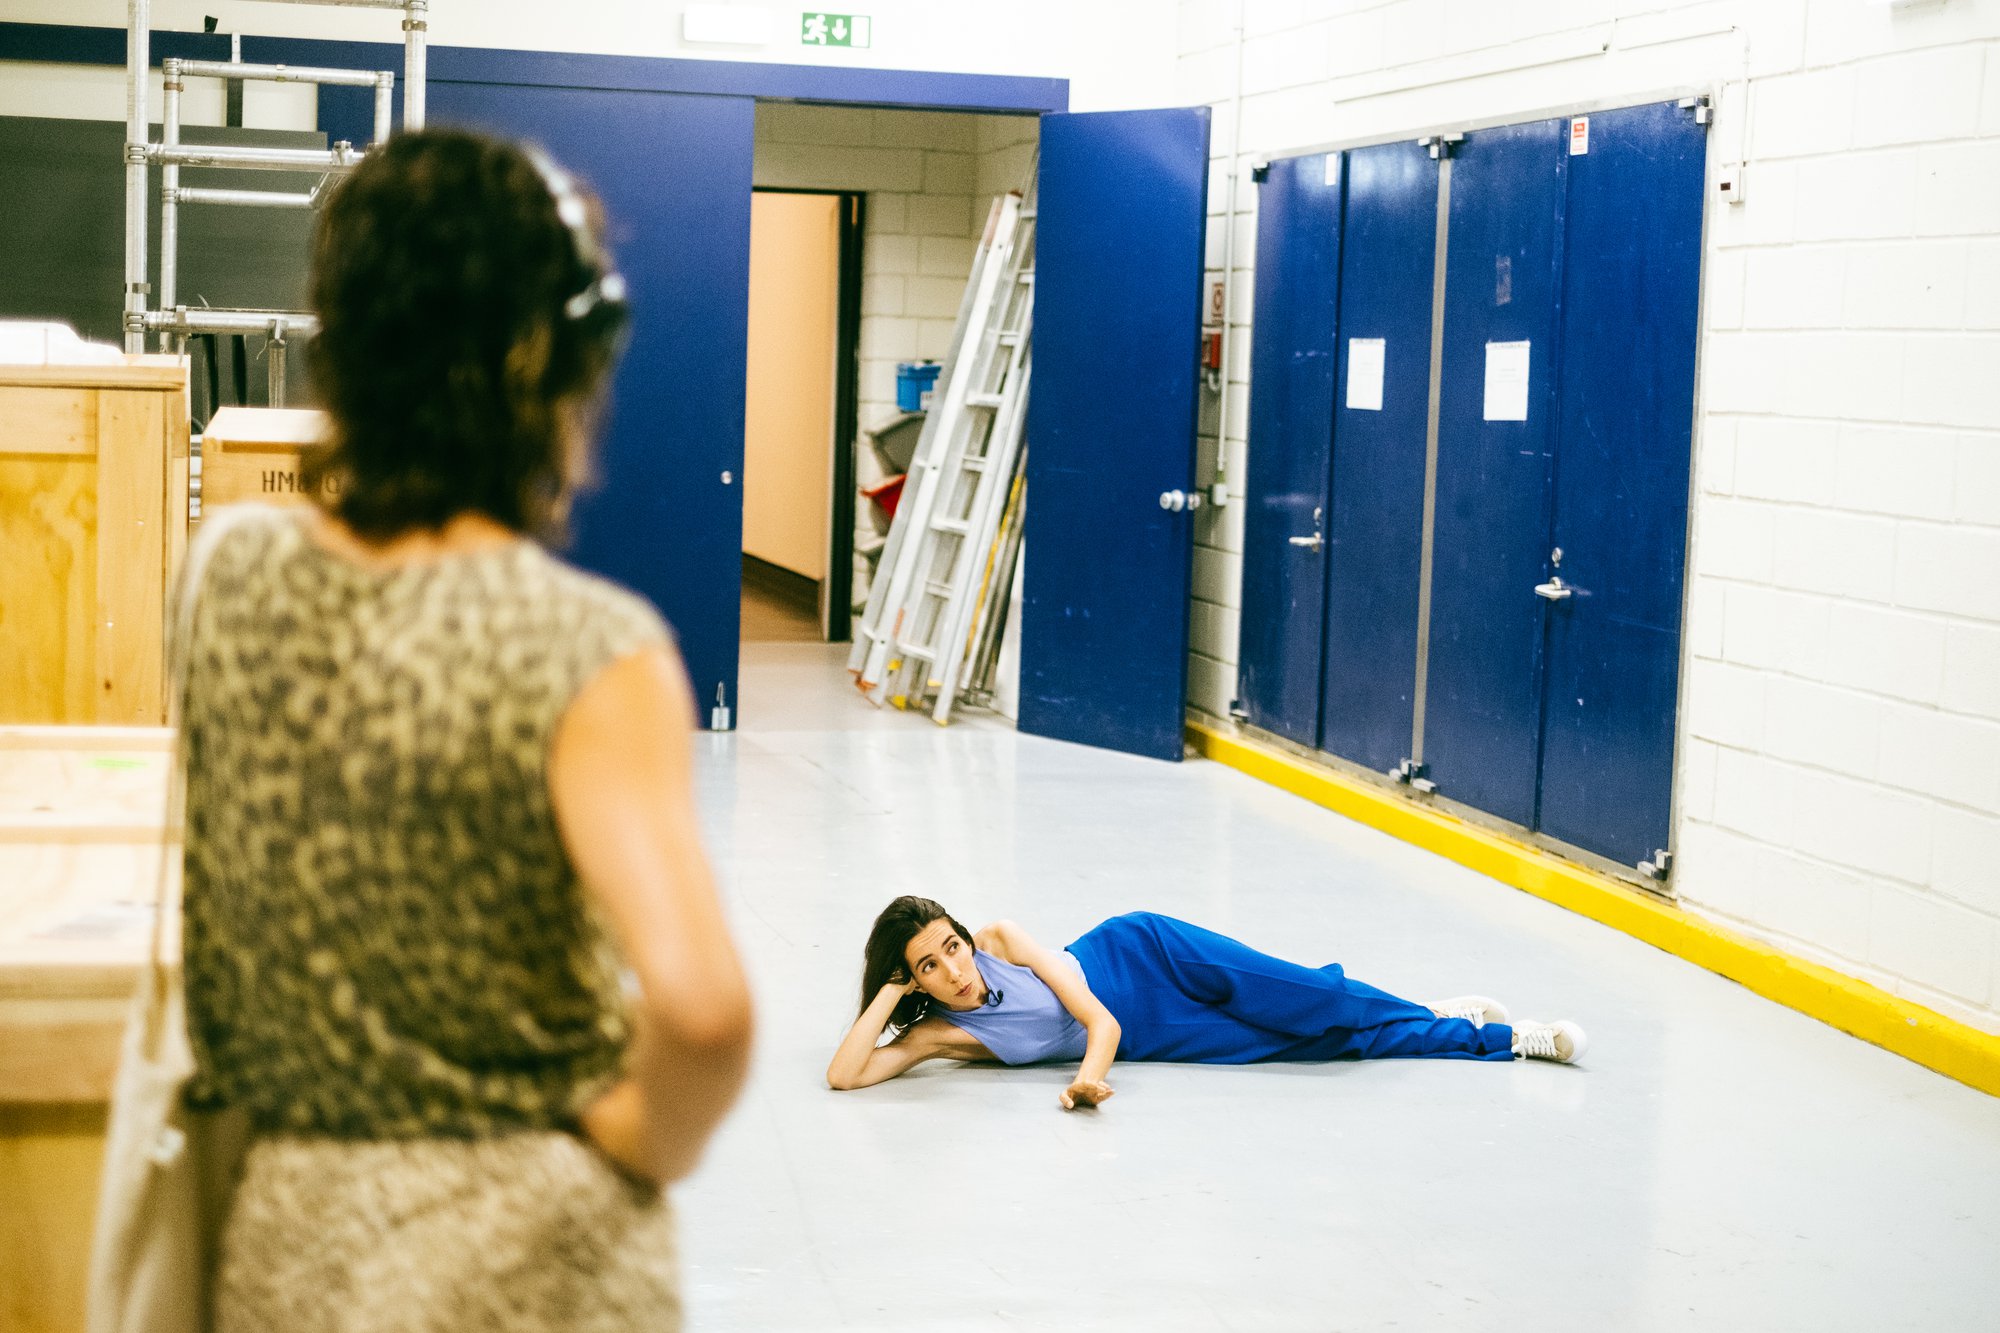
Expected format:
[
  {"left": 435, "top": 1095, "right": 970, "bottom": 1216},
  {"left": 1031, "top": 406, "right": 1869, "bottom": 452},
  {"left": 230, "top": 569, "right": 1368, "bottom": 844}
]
[{"left": 1186, "top": 720, "right": 2000, "bottom": 1098}]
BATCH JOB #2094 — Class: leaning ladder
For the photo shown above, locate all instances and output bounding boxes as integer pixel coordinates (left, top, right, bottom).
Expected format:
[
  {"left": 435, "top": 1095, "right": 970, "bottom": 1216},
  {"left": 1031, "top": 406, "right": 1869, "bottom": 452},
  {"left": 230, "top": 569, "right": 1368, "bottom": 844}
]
[
  {"left": 869, "top": 177, "right": 1037, "bottom": 717},
  {"left": 851, "top": 190, "right": 1026, "bottom": 699},
  {"left": 846, "top": 194, "right": 1007, "bottom": 679}
]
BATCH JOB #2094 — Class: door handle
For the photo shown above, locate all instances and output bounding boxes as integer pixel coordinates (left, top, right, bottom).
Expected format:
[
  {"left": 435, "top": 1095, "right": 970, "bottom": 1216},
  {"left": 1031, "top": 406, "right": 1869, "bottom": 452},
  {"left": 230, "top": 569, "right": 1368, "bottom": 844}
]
[
  {"left": 1534, "top": 576, "right": 1573, "bottom": 601},
  {"left": 1160, "top": 489, "right": 1186, "bottom": 511},
  {"left": 1288, "top": 534, "right": 1323, "bottom": 552}
]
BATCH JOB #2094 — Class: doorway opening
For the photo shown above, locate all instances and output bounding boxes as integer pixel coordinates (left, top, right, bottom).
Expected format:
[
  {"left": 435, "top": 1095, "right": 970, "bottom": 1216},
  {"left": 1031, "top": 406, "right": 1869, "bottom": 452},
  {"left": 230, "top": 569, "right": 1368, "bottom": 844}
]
[{"left": 739, "top": 104, "right": 1041, "bottom": 661}]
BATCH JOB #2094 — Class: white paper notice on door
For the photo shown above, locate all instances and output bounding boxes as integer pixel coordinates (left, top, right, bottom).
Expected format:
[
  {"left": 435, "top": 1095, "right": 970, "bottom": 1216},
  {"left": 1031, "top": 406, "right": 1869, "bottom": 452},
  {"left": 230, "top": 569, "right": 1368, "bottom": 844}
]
[
  {"left": 1346, "top": 338, "right": 1385, "bottom": 411},
  {"left": 1483, "top": 340, "right": 1531, "bottom": 422}
]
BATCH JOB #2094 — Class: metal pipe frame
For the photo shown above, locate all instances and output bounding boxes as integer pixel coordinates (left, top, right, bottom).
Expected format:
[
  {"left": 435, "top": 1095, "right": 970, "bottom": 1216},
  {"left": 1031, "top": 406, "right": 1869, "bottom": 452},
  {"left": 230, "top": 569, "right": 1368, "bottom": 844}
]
[
  {"left": 267, "top": 324, "right": 288, "bottom": 407},
  {"left": 159, "top": 56, "right": 182, "bottom": 353},
  {"left": 176, "top": 57, "right": 381, "bottom": 87},
  {"left": 373, "top": 70, "right": 395, "bottom": 144},
  {"left": 403, "top": 0, "right": 427, "bottom": 129},
  {"left": 147, "top": 142, "right": 365, "bottom": 171},
  {"left": 123, "top": 0, "right": 425, "bottom": 359},
  {"left": 144, "top": 308, "right": 320, "bottom": 337},
  {"left": 122, "top": 0, "right": 149, "bottom": 353},
  {"left": 169, "top": 185, "right": 321, "bottom": 208}
]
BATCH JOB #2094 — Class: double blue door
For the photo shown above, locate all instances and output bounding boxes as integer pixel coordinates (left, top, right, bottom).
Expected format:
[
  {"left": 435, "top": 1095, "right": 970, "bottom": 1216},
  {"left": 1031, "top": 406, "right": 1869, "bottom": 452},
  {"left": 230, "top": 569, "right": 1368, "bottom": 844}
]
[{"left": 1239, "top": 101, "right": 1706, "bottom": 869}]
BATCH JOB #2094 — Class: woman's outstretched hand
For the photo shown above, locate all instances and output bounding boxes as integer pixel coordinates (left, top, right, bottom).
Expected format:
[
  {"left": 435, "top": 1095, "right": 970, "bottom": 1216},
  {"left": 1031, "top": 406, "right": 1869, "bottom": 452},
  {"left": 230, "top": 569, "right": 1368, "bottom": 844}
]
[{"left": 1060, "top": 1078, "right": 1114, "bottom": 1111}]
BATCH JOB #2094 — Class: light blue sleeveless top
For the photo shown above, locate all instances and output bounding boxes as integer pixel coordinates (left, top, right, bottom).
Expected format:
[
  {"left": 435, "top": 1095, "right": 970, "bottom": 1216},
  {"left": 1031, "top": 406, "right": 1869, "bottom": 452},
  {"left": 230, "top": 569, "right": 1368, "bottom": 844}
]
[{"left": 932, "top": 949, "right": 1088, "bottom": 1065}]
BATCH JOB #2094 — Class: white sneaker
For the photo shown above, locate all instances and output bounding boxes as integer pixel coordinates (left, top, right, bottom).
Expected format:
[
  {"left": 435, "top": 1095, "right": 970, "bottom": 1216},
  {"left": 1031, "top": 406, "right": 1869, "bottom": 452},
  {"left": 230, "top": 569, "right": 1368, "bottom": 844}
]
[
  {"left": 1511, "top": 1019, "right": 1587, "bottom": 1064},
  {"left": 1429, "top": 995, "right": 1509, "bottom": 1027}
]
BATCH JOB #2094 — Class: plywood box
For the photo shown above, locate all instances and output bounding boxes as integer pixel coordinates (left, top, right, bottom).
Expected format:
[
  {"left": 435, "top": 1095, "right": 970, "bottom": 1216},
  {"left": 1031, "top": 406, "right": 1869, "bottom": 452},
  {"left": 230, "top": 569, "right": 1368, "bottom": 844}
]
[
  {"left": 0, "top": 358, "right": 190, "bottom": 726},
  {"left": 0, "top": 724, "right": 168, "bottom": 1333},
  {"left": 199, "top": 405, "right": 333, "bottom": 510}
]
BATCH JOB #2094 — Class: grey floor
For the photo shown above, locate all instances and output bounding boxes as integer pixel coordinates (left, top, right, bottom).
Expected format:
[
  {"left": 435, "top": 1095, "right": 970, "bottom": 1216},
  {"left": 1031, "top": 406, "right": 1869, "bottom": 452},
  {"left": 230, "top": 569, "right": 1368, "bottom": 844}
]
[
  {"left": 740, "top": 579, "right": 823, "bottom": 644},
  {"left": 679, "top": 642, "right": 2000, "bottom": 1332}
]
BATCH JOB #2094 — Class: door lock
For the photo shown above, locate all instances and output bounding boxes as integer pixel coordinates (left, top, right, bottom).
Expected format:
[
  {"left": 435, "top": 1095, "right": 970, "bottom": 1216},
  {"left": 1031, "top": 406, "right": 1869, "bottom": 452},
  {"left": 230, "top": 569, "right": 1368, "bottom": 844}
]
[{"left": 1534, "top": 576, "right": 1573, "bottom": 601}]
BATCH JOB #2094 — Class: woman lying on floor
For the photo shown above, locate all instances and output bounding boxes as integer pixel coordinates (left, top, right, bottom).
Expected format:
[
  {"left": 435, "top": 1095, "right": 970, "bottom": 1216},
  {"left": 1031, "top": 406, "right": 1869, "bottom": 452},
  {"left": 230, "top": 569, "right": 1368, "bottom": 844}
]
[{"left": 827, "top": 897, "right": 1586, "bottom": 1108}]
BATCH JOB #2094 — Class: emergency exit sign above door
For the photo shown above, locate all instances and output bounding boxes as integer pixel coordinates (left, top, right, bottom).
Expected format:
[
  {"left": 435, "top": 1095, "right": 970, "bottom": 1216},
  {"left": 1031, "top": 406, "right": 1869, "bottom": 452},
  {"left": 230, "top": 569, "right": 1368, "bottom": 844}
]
[{"left": 801, "top": 13, "right": 872, "bottom": 47}]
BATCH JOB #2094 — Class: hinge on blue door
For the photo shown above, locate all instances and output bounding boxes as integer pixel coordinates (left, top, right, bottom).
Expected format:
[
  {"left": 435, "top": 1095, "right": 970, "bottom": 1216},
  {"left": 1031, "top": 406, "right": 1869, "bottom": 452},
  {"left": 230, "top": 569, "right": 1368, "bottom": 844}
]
[
  {"left": 1251, "top": 161, "right": 1270, "bottom": 183},
  {"left": 1389, "top": 758, "right": 1437, "bottom": 795},
  {"left": 1418, "top": 133, "right": 1464, "bottom": 161},
  {"left": 1638, "top": 849, "right": 1673, "bottom": 882},
  {"left": 1677, "top": 96, "right": 1713, "bottom": 127}
]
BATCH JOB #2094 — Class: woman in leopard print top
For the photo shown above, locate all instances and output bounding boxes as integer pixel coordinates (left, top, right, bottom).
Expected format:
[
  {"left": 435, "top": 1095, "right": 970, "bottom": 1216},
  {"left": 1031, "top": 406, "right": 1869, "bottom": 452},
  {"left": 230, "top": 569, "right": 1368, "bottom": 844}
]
[{"left": 180, "top": 129, "right": 753, "bottom": 1332}]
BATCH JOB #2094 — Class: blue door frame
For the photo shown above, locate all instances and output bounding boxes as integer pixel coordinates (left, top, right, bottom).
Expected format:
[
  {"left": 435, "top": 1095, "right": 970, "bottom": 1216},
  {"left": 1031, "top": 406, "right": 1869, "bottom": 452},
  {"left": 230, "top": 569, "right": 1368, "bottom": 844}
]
[
  {"left": 426, "top": 82, "right": 757, "bottom": 728},
  {"left": 1238, "top": 151, "right": 1342, "bottom": 747},
  {"left": 1421, "top": 118, "right": 1568, "bottom": 830},
  {"left": 1319, "top": 139, "right": 1441, "bottom": 777},
  {"left": 5, "top": 21, "right": 1066, "bottom": 730},
  {"left": 1021, "top": 107, "right": 1212, "bottom": 762},
  {"left": 1535, "top": 102, "right": 1706, "bottom": 867}
]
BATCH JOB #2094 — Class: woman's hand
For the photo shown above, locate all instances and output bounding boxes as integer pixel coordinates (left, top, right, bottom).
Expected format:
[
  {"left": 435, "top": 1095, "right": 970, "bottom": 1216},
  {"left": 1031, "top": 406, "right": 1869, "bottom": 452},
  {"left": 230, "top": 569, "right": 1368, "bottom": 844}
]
[
  {"left": 1060, "top": 1078, "right": 1115, "bottom": 1111},
  {"left": 577, "top": 1079, "right": 665, "bottom": 1189},
  {"left": 828, "top": 974, "right": 935, "bottom": 1090}
]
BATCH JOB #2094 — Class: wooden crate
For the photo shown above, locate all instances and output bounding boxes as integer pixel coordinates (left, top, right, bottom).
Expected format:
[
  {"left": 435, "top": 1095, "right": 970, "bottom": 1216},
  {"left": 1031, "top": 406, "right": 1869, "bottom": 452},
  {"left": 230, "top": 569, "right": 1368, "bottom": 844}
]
[
  {"left": 0, "top": 724, "right": 168, "bottom": 1333},
  {"left": 0, "top": 359, "right": 190, "bottom": 726},
  {"left": 199, "top": 405, "right": 332, "bottom": 511}
]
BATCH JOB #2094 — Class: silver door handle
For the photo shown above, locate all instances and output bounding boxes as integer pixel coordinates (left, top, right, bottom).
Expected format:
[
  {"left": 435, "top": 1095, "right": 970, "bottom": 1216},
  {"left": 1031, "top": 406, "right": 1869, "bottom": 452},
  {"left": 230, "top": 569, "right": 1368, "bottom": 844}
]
[
  {"left": 1534, "top": 577, "right": 1573, "bottom": 601},
  {"left": 1159, "top": 490, "right": 1186, "bottom": 511},
  {"left": 1288, "top": 534, "right": 1323, "bottom": 552}
]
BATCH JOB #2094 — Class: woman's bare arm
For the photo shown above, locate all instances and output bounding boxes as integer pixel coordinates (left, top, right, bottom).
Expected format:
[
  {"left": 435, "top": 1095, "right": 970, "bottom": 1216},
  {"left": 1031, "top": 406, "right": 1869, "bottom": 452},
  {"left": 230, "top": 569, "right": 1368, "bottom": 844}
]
[
  {"left": 550, "top": 645, "right": 755, "bottom": 1184},
  {"left": 977, "top": 920, "right": 1121, "bottom": 1108},
  {"left": 827, "top": 1002, "right": 976, "bottom": 1090}
]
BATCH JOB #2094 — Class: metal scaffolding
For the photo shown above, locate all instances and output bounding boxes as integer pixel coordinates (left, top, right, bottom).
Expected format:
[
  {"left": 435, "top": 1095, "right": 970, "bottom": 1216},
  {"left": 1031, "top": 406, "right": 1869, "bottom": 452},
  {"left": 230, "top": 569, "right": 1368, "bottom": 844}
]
[{"left": 123, "top": 0, "right": 428, "bottom": 405}]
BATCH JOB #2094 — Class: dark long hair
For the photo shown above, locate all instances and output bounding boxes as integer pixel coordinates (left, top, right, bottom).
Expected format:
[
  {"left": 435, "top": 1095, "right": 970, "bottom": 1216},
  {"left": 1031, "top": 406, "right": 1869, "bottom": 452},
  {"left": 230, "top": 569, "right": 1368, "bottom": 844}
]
[
  {"left": 860, "top": 896, "right": 975, "bottom": 1038},
  {"left": 300, "top": 128, "right": 626, "bottom": 541}
]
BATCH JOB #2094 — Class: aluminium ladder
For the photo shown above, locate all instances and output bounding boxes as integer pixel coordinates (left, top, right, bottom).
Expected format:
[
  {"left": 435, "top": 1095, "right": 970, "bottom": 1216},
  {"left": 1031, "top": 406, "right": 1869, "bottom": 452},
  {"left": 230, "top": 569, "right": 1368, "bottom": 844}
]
[
  {"left": 845, "top": 193, "right": 1008, "bottom": 679},
  {"left": 856, "top": 178, "right": 1036, "bottom": 718},
  {"left": 851, "top": 188, "right": 1029, "bottom": 704}
]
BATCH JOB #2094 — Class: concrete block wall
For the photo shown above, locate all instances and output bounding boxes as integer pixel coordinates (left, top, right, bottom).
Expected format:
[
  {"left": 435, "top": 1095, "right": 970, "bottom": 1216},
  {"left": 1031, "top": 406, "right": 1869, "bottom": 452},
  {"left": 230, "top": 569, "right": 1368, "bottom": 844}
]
[
  {"left": 752, "top": 104, "right": 1036, "bottom": 602},
  {"left": 1178, "top": 0, "right": 2000, "bottom": 1032}
]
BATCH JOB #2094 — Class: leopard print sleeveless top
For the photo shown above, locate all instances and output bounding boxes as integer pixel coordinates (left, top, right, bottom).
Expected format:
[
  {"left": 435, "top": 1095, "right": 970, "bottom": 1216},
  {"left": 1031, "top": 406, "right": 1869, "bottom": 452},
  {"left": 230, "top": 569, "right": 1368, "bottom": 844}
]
[{"left": 180, "top": 507, "right": 670, "bottom": 1137}]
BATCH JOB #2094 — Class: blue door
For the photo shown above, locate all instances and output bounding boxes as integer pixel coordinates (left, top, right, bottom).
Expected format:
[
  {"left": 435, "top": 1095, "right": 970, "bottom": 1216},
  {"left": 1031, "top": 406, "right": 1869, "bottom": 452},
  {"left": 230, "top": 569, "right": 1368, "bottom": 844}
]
[
  {"left": 1020, "top": 107, "right": 1212, "bottom": 761},
  {"left": 1535, "top": 102, "right": 1706, "bottom": 866},
  {"left": 1239, "top": 152, "right": 1341, "bottom": 746},
  {"left": 1419, "top": 119, "right": 1567, "bottom": 827},
  {"left": 1318, "top": 139, "right": 1441, "bottom": 775},
  {"left": 428, "top": 83, "right": 754, "bottom": 727}
]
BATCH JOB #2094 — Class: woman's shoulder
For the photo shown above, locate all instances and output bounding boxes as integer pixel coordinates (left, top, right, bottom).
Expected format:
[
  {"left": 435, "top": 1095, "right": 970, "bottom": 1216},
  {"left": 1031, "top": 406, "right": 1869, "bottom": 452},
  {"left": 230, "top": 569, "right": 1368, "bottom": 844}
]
[
  {"left": 197, "top": 501, "right": 303, "bottom": 558},
  {"left": 971, "top": 920, "right": 1028, "bottom": 961},
  {"left": 516, "top": 546, "right": 676, "bottom": 657}
]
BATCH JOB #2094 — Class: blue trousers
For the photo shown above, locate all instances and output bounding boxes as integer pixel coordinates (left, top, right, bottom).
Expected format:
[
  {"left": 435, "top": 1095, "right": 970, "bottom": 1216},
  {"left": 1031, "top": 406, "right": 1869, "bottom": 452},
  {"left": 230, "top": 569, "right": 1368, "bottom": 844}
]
[{"left": 1065, "top": 912, "right": 1513, "bottom": 1064}]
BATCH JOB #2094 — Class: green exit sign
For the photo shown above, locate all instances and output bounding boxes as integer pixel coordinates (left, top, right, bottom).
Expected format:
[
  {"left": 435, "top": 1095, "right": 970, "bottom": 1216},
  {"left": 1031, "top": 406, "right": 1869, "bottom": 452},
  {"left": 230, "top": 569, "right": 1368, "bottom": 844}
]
[{"left": 801, "top": 12, "right": 871, "bottom": 47}]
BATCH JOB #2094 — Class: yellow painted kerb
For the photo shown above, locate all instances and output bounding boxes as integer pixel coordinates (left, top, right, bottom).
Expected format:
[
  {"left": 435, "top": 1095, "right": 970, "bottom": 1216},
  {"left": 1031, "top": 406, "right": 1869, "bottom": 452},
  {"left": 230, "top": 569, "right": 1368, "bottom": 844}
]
[{"left": 1186, "top": 720, "right": 2000, "bottom": 1099}]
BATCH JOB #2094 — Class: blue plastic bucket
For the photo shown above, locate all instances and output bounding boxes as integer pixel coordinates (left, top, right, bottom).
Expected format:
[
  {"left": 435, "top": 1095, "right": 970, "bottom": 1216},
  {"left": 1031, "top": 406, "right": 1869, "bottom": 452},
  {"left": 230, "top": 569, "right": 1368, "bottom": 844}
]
[{"left": 896, "top": 361, "right": 942, "bottom": 412}]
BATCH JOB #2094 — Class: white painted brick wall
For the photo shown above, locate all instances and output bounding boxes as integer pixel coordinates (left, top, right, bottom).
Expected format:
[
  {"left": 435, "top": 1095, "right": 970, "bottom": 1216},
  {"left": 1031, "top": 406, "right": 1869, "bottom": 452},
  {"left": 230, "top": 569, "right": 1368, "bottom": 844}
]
[{"left": 1177, "top": 1, "right": 2000, "bottom": 1031}]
